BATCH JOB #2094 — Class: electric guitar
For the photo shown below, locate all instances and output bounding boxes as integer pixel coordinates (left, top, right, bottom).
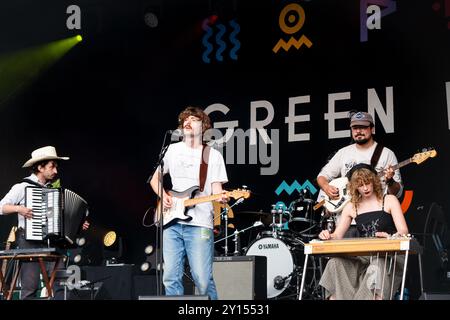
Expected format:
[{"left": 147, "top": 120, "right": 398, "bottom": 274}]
[
  {"left": 155, "top": 186, "right": 251, "bottom": 228},
  {"left": 0, "top": 226, "right": 17, "bottom": 293},
  {"left": 318, "top": 149, "right": 437, "bottom": 213}
]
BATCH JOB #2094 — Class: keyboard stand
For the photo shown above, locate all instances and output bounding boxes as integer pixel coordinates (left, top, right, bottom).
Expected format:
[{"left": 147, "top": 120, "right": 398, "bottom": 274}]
[{"left": 0, "top": 253, "right": 64, "bottom": 300}]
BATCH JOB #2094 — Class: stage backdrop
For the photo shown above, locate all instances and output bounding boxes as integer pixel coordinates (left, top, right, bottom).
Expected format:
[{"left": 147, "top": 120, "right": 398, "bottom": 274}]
[{"left": 1, "top": 0, "right": 449, "bottom": 291}]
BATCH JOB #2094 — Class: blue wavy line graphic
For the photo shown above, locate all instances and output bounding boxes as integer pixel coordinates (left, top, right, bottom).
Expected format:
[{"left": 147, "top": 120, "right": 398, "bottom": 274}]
[
  {"left": 201, "top": 20, "right": 213, "bottom": 64},
  {"left": 229, "top": 19, "right": 240, "bottom": 60},
  {"left": 215, "top": 24, "right": 226, "bottom": 62}
]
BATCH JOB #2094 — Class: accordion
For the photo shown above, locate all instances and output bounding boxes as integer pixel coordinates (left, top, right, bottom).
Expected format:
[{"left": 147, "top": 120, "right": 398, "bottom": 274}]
[{"left": 24, "top": 187, "right": 88, "bottom": 245}]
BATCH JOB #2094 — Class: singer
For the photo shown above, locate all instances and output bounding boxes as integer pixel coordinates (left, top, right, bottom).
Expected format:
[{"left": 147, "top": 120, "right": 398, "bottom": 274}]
[{"left": 149, "top": 106, "right": 229, "bottom": 300}]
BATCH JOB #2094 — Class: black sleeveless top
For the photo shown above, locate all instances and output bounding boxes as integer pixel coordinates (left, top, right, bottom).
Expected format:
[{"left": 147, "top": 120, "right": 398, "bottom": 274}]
[{"left": 354, "top": 196, "right": 396, "bottom": 237}]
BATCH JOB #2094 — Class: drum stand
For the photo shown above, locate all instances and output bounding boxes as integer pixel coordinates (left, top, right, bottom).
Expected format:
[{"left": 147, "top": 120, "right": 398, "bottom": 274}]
[
  {"left": 270, "top": 204, "right": 289, "bottom": 237},
  {"left": 215, "top": 221, "right": 264, "bottom": 256},
  {"left": 216, "top": 197, "right": 245, "bottom": 256}
]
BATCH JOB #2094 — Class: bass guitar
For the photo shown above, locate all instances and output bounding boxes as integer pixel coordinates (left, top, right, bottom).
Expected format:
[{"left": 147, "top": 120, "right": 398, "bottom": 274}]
[{"left": 318, "top": 149, "right": 437, "bottom": 213}]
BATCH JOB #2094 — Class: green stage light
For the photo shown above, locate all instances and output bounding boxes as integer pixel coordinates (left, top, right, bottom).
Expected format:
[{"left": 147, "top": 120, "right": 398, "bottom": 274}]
[
  {"left": 76, "top": 35, "right": 83, "bottom": 42},
  {"left": 0, "top": 35, "right": 82, "bottom": 106}
]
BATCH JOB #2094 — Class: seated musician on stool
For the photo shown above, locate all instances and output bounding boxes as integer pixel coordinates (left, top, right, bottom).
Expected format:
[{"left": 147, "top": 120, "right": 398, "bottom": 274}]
[
  {"left": 318, "top": 164, "right": 409, "bottom": 300},
  {"left": 0, "top": 146, "right": 89, "bottom": 299}
]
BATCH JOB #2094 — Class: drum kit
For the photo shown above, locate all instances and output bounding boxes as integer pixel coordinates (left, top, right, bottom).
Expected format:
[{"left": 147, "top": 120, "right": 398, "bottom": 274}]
[{"left": 214, "top": 189, "right": 327, "bottom": 300}]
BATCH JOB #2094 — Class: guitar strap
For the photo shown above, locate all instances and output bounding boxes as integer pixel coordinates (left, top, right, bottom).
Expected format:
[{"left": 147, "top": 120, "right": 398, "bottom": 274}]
[
  {"left": 199, "top": 144, "right": 211, "bottom": 192},
  {"left": 370, "top": 143, "right": 384, "bottom": 169}
]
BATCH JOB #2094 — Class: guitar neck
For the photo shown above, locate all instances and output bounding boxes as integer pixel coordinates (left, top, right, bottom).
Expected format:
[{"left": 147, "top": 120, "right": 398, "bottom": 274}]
[
  {"left": 184, "top": 193, "right": 224, "bottom": 207},
  {"left": 377, "top": 158, "right": 411, "bottom": 177}
]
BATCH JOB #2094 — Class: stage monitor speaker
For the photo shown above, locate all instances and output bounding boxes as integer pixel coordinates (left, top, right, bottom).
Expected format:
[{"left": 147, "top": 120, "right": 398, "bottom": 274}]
[
  {"left": 196, "top": 256, "right": 267, "bottom": 300},
  {"left": 66, "top": 282, "right": 104, "bottom": 300},
  {"left": 138, "top": 295, "right": 209, "bottom": 300},
  {"left": 132, "top": 274, "right": 195, "bottom": 299},
  {"left": 81, "top": 265, "right": 133, "bottom": 299}
]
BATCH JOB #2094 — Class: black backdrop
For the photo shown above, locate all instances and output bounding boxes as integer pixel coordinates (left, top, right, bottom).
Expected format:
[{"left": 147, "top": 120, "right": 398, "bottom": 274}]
[{"left": 0, "top": 0, "right": 449, "bottom": 289}]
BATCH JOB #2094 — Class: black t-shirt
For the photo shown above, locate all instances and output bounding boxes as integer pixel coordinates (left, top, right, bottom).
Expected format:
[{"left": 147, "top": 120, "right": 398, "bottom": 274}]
[{"left": 355, "top": 210, "right": 396, "bottom": 237}]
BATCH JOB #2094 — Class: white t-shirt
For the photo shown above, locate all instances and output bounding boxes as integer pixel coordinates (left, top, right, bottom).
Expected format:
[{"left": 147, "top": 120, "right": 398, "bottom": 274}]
[
  {"left": 318, "top": 142, "right": 403, "bottom": 197},
  {"left": 162, "top": 142, "right": 228, "bottom": 229},
  {"left": 0, "top": 174, "right": 46, "bottom": 229}
]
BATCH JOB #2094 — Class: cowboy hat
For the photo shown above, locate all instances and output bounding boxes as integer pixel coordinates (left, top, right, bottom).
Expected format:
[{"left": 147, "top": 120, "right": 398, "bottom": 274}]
[{"left": 22, "top": 146, "right": 69, "bottom": 168}]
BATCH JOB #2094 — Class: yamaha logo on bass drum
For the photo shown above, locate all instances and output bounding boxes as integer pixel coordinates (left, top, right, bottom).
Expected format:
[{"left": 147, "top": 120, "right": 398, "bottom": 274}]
[{"left": 258, "top": 243, "right": 280, "bottom": 250}]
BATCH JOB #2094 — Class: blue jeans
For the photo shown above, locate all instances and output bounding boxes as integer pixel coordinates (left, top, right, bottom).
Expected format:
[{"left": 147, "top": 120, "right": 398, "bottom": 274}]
[{"left": 163, "top": 223, "right": 217, "bottom": 300}]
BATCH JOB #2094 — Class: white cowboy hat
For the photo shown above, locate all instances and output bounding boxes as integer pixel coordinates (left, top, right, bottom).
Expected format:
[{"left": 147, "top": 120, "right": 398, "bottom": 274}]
[{"left": 22, "top": 146, "right": 69, "bottom": 168}]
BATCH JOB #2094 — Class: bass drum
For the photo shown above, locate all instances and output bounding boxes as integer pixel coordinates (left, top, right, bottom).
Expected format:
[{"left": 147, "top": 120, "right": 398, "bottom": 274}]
[{"left": 245, "top": 237, "right": 294, "bottom": 299}]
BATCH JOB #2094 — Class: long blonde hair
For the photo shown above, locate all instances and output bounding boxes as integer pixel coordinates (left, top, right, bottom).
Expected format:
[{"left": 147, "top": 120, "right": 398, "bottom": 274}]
[{"left": 348, "top": 167, "right": 383, "bottom": 208}]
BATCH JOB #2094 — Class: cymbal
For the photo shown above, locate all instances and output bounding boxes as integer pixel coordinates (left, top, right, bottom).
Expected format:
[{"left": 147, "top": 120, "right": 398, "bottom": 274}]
[{"left": 237, "top": 211, "right": 271, "bottom": 216}]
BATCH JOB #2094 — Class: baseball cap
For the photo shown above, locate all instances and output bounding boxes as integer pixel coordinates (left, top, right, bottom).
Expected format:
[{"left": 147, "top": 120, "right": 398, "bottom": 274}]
[{"left": 350, "top": 111, "right": 374, "bottom": 127}]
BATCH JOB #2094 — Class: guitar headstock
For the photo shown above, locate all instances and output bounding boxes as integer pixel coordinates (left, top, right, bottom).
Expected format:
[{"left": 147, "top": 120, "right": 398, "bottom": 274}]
[
  {"left": 228, "top": 188, "right": 251, "bottom": 200},
  {"left": 411, "top": 148, "right": 437, "bottom": 165}
]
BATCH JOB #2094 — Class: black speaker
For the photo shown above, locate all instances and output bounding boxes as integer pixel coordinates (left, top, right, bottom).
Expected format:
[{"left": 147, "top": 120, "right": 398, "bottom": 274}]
[
  {"left": 197, "top": 256, "right": 267, "bottom": 300},
  {"left": 132, "top": 274, "right": 195, "bottom": 299},
  {"left": 81, "top": 265, "right": 134, "bottom": 299},
  {"left": 66, "top": 283, "right": 104, "bottom": 300}
]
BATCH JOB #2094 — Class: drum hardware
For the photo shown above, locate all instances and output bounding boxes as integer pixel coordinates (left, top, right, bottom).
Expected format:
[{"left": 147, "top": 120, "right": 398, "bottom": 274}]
[
  {"left": 323, "top": 216, "right": 336, "bottom": 233},
  {"left": 273, "top": 267, "right": 299, "bottom": 290},
  {"left": 232, "top": 230, "right": 241, "bottom": 256},
  {"left": 269, "top": 203, "right": 290, "bottom": 234},
  {"left": 215, "top": 221, "right": 263, "bottom": 256},
  {"left": 222, "top": 197, "right": 245, "bottom": 256},
  {"left": 214, "top": 196, "right": 246, "bottom": 256}
]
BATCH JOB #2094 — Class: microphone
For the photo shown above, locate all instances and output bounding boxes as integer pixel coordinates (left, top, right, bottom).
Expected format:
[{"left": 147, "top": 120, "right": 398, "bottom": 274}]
[
  {"left": 273, "top": 275, "right": 286, "bottom": 290},
  {"left": 167, "top": 129, "right": 184, "bottom": 142}
]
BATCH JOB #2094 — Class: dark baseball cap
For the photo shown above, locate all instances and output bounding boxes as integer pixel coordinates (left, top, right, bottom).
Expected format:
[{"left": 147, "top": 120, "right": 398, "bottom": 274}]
[{"left": 350, "top": 111, "right": 374, "bottom": 127}]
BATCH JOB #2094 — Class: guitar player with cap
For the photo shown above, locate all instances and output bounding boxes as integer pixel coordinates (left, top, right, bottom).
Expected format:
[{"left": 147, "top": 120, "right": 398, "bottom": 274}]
[
  {"left": 149, "top": 106, "right": 229, "bottom": 300},
  {"left": 316, "top": 111, "right": 403, "bottom": 237}
]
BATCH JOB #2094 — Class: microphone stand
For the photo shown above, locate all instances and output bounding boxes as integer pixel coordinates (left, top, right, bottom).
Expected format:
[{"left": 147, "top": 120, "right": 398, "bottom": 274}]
[
  {"left": 146, "top": 131, "right": 172, "bottom": 296},
  {"left": 221, "top": 197, "right": 244, "bottom": 256},
  {"left": 215, "top": 221, "right": 264, "bottom": 255},
  {"left": 223, "top": 206, "right": 229, "bottom": 256}
]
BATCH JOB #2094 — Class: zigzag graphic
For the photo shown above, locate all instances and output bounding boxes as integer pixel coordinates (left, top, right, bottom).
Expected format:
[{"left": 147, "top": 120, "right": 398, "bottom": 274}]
[
  {"left": 229, "top": 19, "right": 241, "bottom": 60},
  {"left": 215, "top": 24, "right": 226, "bottom": 62},
  {"left": 201, "top": 19, "right": 213, "bottom": 63},
  {"left": 275, "top": 180, "right": 317, "bottom": 196},
  {"left": 272, "top": 34, "right": 313, "bottom": 54}
]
